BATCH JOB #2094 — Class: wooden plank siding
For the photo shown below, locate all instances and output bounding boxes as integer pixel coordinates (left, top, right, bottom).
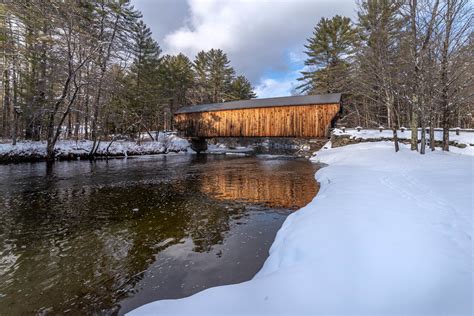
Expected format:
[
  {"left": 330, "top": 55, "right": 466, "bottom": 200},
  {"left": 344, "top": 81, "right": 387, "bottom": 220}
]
[{"left": 174, "top": 103, "right": 340, "bottom": 138}]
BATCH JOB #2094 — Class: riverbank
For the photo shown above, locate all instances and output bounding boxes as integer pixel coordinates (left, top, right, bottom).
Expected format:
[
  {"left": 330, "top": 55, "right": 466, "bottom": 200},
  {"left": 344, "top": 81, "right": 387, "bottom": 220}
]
[
  {"left": 129, "top": 141, "right": 473, "bottom": 315},
  {"left": 0, "top": 135, "right": 326, "bottom": 163},
  {"left": 331, "top": 128, "right": 474, "bottom": 155},
  {"left": 0, "top": 134, "right": 190, "bottom": 163}
]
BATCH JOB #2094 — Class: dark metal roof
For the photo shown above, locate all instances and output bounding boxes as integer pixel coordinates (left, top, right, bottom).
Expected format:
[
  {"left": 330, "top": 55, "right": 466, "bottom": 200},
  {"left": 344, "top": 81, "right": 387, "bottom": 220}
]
[{"left": 175, "top": 93, "right": 341, "bottom": 114}]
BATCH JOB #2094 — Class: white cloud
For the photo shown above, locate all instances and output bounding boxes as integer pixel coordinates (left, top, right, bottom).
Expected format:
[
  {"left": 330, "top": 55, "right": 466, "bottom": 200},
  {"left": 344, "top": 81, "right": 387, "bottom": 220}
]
[
  {"left": 255, "top": 78, "right": 296, "bottom": 98},
  {"left": 134, "top": 0, "right": 356, "bottom": 98},
  {"left": 289, "top": 50, "right": 307, "bottom": 64},
  {"left": 255, "top": 65, "right": 306, "bottom": 98},
  {"left": 162, "top": 0, "right": 356, "bottom": 83}
]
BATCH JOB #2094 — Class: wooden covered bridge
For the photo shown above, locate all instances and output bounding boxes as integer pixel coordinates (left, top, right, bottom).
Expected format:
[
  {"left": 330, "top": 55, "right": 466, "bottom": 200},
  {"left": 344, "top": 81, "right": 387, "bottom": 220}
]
[{"left": 174, "top": 93, "right": 341, "bottom": 151}]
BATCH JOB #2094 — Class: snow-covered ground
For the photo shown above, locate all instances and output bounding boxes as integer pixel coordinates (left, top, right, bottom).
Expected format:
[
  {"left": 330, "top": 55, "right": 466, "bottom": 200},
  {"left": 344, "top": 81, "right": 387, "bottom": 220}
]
[
  {"left": 0, "top": 133, "right": 190, "bottom": 161},
  {"left": 334, "top": 128, "right": 474, "bottom": 145},
  {"left": 129, "top": 141, "right": 473, "bottom": 315}
]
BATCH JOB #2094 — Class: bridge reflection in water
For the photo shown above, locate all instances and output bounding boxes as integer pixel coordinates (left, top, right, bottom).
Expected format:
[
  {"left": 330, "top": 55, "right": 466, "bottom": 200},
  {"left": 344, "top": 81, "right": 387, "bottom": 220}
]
[{"left": 198, "top": 157, "right": 319, "bottom": 210}]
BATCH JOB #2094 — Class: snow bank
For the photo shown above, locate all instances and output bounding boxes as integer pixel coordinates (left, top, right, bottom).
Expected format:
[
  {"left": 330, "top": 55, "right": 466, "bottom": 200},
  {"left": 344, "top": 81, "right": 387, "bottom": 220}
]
[
  {"left": 129, "top": 142, "right": 473, "bottom": 316},
  {"left": 334, "top": 128, "right": 474, "bottom": 146},
  {"left": 0, "top": 133, "right": 190, "bottom": 162}
]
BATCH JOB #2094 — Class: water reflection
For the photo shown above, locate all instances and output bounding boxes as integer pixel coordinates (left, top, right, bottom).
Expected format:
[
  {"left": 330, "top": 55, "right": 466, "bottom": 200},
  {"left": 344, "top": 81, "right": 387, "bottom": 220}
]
[
  {"left": 200, "top": 158, "right": 317, "bottom": 209},
  {"left": 0, "top": 155, "right": 319, "bottom": 315}
]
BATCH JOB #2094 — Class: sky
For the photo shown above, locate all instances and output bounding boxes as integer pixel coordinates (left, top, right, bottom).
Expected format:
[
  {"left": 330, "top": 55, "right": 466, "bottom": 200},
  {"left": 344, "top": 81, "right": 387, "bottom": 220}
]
[{"left": 132, "top": 0, "right": 356, "bottom": 98}]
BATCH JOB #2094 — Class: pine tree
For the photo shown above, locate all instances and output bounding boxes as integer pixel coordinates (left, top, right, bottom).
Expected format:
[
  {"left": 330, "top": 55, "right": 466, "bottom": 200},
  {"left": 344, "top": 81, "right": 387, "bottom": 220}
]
[
  {"left": 192, "top": 49, "right": 236, "bottom": 104},
  {"left": 228, "top": 76, "right": 256, "bottom": 100},
  {"left": 160, "top": 53, "right": 195, "bottom": 128},
  {"left": 130, "top": 20, "right": 161, "bottom": 86},
  {"left": 192, "top": 50, "right": 210, "bottom": 104},
  {"left": 127, "top": 19, "right": 162, "bottom": 136},
  {"left": 206, "top": 49, "right": 235, "bottom": 103},
  {"left": 298, "top": 15, "right": 358, "bottom": 94}
]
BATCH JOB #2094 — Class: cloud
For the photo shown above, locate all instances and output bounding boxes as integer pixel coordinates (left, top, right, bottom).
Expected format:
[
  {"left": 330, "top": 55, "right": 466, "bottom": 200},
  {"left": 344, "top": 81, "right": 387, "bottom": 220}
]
[
  {"left": 255, "top": 78, "right": 297, "bottom": 98},
  {"left": 254, "top": 63, "right": 310, "bottom": 98},
  {"left": 132, "top": 0, "right": 190, "bottom": 44},
  {"left": 133, "top": 0, "right": 356, "bottom": 97},
  {"left": 162, "top": 0, "right": 356, "bottom": 82}
]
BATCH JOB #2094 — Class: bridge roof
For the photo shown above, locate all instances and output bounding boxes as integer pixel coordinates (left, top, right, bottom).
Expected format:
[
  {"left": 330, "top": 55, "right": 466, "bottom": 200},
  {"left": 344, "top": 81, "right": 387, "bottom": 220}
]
[{"left": 175, "top": 93, "right": 341, "bottom": 114}]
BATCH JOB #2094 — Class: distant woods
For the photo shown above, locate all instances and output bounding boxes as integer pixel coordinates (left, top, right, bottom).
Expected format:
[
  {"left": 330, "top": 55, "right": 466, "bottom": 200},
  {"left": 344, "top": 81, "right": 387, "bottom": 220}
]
[
  {"left": 1, "top": 0, "right": 472, "bottom": 157},
  {"left": 298, "top": 0, "right": 473, "bottom": 153},
  {"left": 0, "top": 0, "right": 255, "bottom": 158}
]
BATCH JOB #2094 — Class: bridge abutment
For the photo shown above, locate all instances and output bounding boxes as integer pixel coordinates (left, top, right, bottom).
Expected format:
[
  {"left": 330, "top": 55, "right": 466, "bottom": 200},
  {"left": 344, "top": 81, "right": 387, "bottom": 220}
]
[{"left": 190, "top": 138, "right": 208, "bottom": 154}]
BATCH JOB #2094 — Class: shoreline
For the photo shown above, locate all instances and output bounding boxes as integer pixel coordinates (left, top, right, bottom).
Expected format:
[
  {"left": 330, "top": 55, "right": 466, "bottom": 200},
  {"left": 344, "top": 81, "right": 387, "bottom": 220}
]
[
  {"left": 0, "top": 148, "right": 189, "bottom": 164},
  {"left": 128, "top": 140, "right": 473, "bottom": 315},
  {"left": 0, "top": 135, "right": 191, "bottom": 164}
]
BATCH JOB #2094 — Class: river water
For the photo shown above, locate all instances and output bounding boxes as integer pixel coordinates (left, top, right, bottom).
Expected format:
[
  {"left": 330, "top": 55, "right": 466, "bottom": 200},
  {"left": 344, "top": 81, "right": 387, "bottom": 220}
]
[{"left": 0, "top": 154, "right": 319, "bottom": 315}]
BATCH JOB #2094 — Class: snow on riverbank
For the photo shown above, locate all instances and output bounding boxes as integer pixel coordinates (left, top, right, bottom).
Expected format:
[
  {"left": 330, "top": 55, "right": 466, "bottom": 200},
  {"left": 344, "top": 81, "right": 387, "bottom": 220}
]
[
  {"left": 0, "top": 133, "right": 190, "bottom": 162},
  {"left": 129, "top": 141, "right": 473, "bottom": 315},
  {"left": 334, "top": 128, "right": 474, "bottom": 145}
]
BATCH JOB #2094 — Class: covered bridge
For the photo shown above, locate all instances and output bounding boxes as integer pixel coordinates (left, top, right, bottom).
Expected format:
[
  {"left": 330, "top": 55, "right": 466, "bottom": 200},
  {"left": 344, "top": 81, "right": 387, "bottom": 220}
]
[{"left": 174, "top": 93, "right": 341, "bottom": 138}]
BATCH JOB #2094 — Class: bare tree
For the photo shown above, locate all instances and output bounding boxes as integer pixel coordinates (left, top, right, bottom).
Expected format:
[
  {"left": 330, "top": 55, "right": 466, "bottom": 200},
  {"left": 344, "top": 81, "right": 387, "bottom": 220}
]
[
  {"left": 357, "top": 0, "right": 405, "bottom": 152},
  {"left": 437, "top": 0, "right": 473, "bottom": 151}
]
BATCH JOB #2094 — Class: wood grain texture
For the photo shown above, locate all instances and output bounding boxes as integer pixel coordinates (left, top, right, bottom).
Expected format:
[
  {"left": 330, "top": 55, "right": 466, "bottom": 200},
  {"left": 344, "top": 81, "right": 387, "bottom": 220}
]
[{"left": 174, "top": 103, "right": 340, "bottom": 138}]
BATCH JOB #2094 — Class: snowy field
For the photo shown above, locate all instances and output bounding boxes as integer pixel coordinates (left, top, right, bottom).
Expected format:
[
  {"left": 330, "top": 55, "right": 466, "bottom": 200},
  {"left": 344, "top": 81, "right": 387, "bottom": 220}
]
[
  {"left": 129, "top": 141, "right": 473, "bottom": 315},
  {"left": 334, "top": 128, "right": 474, "bottom": 145},
  {"left": 0, "top": 133, "right": 190, "bottom": 161}
]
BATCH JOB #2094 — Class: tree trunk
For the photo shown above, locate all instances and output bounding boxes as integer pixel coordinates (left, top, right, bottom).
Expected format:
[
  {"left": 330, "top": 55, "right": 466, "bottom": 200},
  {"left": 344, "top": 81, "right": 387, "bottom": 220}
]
[
  {"left": 47, "top": 82, "right": 81, "bottom": 160},
  {"left": 420, "top": 110, "right": 426, "bottom": 154},
  {"left": 393, "top": 128, "right": 399, "bottom": 152},
  {"left": 442, "top": 121, "right": 449, "bottom": 151},
  {"left": 12, "top": 109, "right": 18, "bottom": 146},
  {"left": 84, "top": 92, "right": 89, "bottom": 139},
  {"left": 89, "top": 11, "right": 121, "bottom": 158},
  {"left": 46, "top": 111, "right": 56, "bottom": 160},
  {"left": 429, "top": 122, "right": 435, "bottom": 151},
  {"left": 387, "top": 105, "right": 391, "bottom": 129},
  {"left": 410, "top": 105, "right": 418, "bottom": 151},
  {"left": 67, "top": 112, "right": 72, "bottom": 139},
  {"left": 89, "top": 87, "right": 102, "bottom": 157},
  {"left": 2, "top": 67, "right": 11, "bottom": 138}
]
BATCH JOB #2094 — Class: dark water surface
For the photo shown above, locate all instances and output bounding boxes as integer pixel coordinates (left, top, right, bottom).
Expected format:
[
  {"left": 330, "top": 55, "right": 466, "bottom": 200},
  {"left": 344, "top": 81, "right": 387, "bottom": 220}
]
[{"left": 0, "top": 154, "right": 319, "bottom": 315}]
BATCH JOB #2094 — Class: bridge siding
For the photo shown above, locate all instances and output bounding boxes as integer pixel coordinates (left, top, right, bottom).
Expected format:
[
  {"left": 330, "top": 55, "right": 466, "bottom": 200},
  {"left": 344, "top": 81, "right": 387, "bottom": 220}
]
[{"left": 174, "top": 103, "right": 340, "bottom": 138}]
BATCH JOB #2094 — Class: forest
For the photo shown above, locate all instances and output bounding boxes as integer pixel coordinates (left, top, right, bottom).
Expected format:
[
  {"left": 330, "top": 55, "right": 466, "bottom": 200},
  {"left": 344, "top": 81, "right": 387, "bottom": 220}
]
[
  {"left": 0, "top": 0, "right": 472, "bottom": 158},
  {"left": 298, "top": 0, "right": 472, "bottom": 153},
  {"left": 0, "top": 0, "right": 256, "bottom": 159}
]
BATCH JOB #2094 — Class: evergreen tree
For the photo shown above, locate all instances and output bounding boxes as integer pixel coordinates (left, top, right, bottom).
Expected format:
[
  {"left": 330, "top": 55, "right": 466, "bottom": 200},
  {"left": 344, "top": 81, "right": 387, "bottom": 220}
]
[
  {"left": 192, "top": 50, "right": 210, "bottom": 104},
  {"left": 206, "top": 49, "right": 235, "bottom": 103},
  {"left": 160, "top": 53, "right": 195, "bottom": 128},
  {"left": 127, "top": 19, "right": 162, "bottom": 136},
  {"left": 192, "top": 49, "right": 237, "bottom": 104},
  {"left": 298, "top": 15, "right": 358, "bottom": 94},
  {"left": 130, "top": 20, "right": 161, "bottom": 85},
  {"left": 228, "top": 76, "right": 256, "bottom": 100}
]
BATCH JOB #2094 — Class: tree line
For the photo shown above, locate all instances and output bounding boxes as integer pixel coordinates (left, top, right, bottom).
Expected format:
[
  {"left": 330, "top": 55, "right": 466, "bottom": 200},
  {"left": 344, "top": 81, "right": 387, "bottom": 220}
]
[
  {"left": 0, "top": 0, "right": 255, "bottom": 159},
  {"left": 298, "top": 0, "right": 473, "bottom": 153},
  {"left": 1, "top": 0, "right": 472, "bottom": 157}
]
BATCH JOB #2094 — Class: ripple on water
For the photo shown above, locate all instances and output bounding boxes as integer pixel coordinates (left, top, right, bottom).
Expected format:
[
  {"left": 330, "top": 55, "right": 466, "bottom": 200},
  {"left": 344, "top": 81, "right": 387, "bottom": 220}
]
[{"left": 0, "top": 155, "right": 319, "bottom": 315}]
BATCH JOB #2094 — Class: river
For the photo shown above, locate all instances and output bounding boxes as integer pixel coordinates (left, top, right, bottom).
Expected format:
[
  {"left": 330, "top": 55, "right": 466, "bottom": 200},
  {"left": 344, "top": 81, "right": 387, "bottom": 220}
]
[{"left": 0, "top": 154, "right": 319, "bottom": 315}]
